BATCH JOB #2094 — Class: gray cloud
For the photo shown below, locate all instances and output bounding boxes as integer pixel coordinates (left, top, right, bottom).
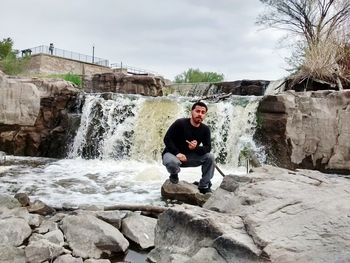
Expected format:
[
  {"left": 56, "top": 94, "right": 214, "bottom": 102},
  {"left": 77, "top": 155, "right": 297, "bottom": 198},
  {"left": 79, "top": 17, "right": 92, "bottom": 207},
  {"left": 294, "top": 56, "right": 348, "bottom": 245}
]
[{"left": 0, "top": 0, "right": 291, "bottom": 81}]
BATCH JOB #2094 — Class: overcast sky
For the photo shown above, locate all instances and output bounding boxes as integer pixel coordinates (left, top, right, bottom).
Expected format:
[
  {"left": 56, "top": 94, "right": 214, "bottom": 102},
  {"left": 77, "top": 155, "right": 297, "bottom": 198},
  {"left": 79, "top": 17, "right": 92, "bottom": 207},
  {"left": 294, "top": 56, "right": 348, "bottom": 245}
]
[{"left": 1, "top": 0, "right": 291, "bottom": 81}]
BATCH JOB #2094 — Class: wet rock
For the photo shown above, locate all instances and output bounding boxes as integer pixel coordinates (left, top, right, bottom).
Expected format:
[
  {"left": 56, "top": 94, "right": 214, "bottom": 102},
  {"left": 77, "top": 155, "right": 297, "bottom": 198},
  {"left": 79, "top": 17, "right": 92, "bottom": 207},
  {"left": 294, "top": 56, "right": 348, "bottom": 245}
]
[
  {"left": 0, "top": 245, "right": 25, "bottom": 263},
  {"left": 121, "top": 213, "right": 157, "bottom": 249},
  {"left": 60, "top": 214, "right": 129, "bottom": 258},
  {"left": 161, "top": 180, "right": 210, "bottom": 206},
  {"left": 28, "top": 200, "right": 56, "bottom": 215},
  {"left": 0, "top": 218, "right": 32, "bottom": 246}
]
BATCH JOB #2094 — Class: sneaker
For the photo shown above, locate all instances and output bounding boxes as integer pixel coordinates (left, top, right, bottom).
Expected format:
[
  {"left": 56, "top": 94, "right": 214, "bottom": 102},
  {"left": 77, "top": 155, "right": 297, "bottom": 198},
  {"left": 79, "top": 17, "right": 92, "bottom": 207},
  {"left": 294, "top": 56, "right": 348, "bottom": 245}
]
[
  {"left": 169, "top": 174, "right": 179, "bottom": 184},
  {"left": 193, "top": 181, "right": 212, "bottom": 187},
  {"left": 198, "top": 187, "right": 212, "bottom": 194}
]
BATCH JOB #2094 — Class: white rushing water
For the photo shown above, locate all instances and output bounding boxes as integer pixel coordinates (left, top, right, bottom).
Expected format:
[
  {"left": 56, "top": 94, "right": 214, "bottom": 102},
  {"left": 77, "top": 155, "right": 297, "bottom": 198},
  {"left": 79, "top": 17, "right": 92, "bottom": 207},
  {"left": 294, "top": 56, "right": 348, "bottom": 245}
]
[{"left": 0, "top": 93, "right": 264, "bottom": 207}]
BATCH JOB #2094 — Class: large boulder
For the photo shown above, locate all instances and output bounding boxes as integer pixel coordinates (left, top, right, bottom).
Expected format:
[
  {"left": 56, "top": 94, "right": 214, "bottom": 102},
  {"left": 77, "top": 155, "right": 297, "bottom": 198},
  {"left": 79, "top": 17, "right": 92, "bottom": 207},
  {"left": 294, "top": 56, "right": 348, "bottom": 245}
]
[
  {"left": 255, "top": 90, "right": 350, "bottom": 173},
  {"left": 25, "top": 239, "right": 70, "bottom": 263},
  {"left": 161, "top": 180, "right": 210, "bottom": 206},
  {"left": 0, "top": 76, "right": 40, "bottom": 126},
  {"left": 121, "top": 213, "right": 157, "bottom": 249},
  {"left": 148, "top": 204, "right": 261, "bottom": 263},
  {"left": 0, "top": 218, "right": 32, "bottom": 246},
  {"left": 60, "top": 214, "right": 129, "bottom": 259},
  {"left": 0, "top": 245, "right": 25, "bottom": 263}
]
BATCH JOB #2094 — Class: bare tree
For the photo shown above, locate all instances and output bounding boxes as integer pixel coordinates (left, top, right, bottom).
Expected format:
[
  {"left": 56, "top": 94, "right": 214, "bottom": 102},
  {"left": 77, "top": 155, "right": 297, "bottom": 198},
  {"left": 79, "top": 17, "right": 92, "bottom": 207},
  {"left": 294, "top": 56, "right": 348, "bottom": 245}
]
[
  {"left": 257, "top": 0, "right": 350, "bottom": 46},
  {"left": 258, "top": 0, "right": 350, "bottom": 88}
]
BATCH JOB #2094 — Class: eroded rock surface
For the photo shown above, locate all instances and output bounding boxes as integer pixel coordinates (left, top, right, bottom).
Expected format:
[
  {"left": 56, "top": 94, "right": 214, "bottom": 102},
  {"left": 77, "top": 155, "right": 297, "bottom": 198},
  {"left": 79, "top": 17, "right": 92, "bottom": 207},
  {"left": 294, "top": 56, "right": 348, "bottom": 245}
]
[
  {"left": 0, "top": 73, "right": 80, "bottom": 157},
  {"left": 89, "top": 72, "right": 165, "bottom": 96},
  {"left": 256, "top": 90, "right": 350, "bottom": 173},
  {"left": 150, "top": 165, "right": 350, "bottom": 262}
]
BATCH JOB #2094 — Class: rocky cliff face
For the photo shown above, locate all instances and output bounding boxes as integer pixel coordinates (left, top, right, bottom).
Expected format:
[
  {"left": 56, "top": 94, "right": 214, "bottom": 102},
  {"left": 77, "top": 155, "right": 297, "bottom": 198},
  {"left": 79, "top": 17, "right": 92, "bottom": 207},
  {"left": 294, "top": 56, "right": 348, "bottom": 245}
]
[
  {"left": 255, "top": 90, "right": 350, "bottom": 173},
  {"left": 87, "top": 72, "right": 165, "bottom": 96},
  {"left": 0, "top": 73, "right": 80, "bottom": 157}
]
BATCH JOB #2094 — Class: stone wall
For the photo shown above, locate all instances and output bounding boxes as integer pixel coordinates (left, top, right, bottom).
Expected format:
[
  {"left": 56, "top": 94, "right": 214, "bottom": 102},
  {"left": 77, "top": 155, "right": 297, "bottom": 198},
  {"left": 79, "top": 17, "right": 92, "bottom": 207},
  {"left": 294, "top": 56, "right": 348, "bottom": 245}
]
[
  {"left": 255, "top": 90, "right": 350, "bottom": 173},
  {"left": 27, "top": 54, "right": 113, "bottom": 76}
]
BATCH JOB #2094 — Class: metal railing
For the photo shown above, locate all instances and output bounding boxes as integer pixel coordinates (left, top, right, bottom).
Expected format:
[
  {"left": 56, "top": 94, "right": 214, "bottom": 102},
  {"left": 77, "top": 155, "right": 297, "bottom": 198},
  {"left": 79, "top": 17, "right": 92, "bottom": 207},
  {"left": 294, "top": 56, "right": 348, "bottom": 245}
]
[
  {"left": 111, "top": 62, "right": 158, "bottom": 76},
  {"left": 21, "top": 45, "right": 109, "bottom": 67}
]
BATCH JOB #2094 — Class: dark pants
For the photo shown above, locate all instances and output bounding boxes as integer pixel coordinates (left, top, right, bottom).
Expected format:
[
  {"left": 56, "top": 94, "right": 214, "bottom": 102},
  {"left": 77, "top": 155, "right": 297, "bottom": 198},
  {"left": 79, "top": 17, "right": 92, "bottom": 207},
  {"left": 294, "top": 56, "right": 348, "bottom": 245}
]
[{"left": 162, "top": 152, "right": 215, "bottom": 188}]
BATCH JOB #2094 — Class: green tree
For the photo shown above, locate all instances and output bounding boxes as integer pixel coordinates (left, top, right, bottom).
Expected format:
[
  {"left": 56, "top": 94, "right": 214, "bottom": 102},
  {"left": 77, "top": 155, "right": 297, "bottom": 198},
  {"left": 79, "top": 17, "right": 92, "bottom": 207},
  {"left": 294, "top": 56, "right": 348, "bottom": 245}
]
[
  {"left": 0, "top": 37, "right": 30, "bottom": 75},
  {"left": 174, "top": 68, "right": 224, "bottom": 83},
  {"left": 0, "top": 37, "right": 14, "bottom": 60}
]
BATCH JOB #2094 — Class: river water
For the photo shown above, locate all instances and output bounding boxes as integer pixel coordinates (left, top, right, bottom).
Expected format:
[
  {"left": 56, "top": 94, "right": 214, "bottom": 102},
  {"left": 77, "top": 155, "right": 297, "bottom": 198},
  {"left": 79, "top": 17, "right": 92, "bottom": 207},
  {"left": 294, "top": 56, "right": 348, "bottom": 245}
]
[{"left": 0, "top": 94, "right": 264, "bottom": 208}]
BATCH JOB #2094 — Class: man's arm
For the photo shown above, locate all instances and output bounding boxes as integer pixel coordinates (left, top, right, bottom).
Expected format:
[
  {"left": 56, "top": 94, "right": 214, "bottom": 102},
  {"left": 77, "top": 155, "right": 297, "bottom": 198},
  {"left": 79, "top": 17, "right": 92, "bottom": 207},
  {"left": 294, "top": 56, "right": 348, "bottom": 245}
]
[{"left": 163, "top": 121, "right": 180, "bottom": 156}]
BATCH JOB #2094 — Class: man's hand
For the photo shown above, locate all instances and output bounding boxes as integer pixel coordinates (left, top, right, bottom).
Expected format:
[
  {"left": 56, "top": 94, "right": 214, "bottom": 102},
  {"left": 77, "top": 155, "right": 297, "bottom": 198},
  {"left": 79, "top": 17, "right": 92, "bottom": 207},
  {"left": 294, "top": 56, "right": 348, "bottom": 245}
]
[
  {"left": 176, "top": 153, "right": 187, "bottom": 162},
  {"left": 186, "top": 140, "right": 197, "bottom": 150}
]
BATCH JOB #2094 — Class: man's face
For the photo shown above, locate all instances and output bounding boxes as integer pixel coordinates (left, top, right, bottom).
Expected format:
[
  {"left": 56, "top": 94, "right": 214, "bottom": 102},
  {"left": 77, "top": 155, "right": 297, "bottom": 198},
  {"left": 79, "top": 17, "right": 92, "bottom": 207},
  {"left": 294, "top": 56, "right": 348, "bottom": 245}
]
[{"left": 191, "top": 105, "right": 207, "bottom": 125}]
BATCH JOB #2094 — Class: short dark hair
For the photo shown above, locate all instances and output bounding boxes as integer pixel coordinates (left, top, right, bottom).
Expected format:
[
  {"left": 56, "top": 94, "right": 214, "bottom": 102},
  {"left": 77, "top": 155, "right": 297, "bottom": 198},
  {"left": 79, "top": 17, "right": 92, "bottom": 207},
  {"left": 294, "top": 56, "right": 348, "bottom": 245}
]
[{"left": 191, "top": 101, "right": 208, "bottom": 112}]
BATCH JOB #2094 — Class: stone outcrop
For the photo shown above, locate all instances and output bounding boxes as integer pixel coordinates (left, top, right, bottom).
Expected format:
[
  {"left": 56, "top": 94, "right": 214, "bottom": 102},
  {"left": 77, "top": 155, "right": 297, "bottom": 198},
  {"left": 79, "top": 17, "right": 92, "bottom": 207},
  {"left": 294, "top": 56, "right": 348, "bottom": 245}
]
[
  {"left": 149, "top": 165, "right": 350, "bottom": 262},
  {"left": 255, "top": 90, "right": 350, "bottom": 173},
  {"left": 88, "top": 73, "right": 164, "bottom": 96},
  {"left": 0, "top": 72, "right": 80, "bottom": 157},
  {"left": 0, "top": 76, "right": 40, "bottom": 126}
]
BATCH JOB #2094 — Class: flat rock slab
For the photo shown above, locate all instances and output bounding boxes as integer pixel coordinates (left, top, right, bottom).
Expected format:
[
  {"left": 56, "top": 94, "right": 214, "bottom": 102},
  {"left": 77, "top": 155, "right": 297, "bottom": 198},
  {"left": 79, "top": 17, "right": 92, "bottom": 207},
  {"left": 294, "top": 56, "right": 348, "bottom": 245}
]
[{"left": 205, "top": 165, "right": 350, "bottom": 262}]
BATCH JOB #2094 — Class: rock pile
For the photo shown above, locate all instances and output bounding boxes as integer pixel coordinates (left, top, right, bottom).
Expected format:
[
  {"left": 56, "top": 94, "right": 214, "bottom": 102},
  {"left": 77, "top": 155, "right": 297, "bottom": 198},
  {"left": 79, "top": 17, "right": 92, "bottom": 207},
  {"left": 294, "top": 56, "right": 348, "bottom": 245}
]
[{"left": 0, "top": 194, "right": 157, "bottom": 263}]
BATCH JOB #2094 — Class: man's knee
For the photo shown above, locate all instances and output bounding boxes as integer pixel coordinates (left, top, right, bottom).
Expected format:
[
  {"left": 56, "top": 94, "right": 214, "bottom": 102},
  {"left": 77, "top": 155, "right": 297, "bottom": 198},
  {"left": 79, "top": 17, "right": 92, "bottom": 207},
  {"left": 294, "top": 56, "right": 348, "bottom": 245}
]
[
  {"left": 203, "top": 153, "right": 215, "bottom": 164},
  {"left": 163, "top": 153, "right": 180, "bottom": 167}
]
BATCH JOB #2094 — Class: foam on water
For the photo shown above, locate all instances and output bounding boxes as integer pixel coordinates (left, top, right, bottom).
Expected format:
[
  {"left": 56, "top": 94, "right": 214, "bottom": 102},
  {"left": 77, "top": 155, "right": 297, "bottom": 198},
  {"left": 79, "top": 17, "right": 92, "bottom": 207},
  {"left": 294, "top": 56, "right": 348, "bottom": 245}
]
[
  {"left": 0, "top": 93, "right": 262, "bottom": 206},
  {"left": 0, "top": 156, "right": 245, "bottom": 207}
]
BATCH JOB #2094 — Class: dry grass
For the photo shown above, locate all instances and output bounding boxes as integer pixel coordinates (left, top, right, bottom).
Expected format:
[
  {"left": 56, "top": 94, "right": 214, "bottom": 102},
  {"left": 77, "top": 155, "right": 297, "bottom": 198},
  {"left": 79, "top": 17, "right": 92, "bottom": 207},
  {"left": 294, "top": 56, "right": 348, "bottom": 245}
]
[
  {"left": 291, "top": 39, "right": 350, "bottom": 90},
  {"left": 296, "top": 41, "right": 342, "bottom": 81}
]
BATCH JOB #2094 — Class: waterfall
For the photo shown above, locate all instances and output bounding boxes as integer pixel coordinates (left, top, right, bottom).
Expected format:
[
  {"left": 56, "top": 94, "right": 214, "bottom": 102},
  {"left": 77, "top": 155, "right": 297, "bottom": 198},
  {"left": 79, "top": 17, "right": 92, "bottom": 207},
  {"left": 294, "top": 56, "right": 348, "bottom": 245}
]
[{"left": 69, "top": 93, "right": 264, "bottom": 167}]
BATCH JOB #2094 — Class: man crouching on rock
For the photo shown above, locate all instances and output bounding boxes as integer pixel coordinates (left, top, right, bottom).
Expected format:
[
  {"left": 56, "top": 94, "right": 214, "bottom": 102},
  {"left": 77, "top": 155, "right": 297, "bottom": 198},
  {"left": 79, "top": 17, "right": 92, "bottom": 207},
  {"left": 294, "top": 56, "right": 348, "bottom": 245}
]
[{"left": 162, "top": 101, "right": 215, "bottom": 194}]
